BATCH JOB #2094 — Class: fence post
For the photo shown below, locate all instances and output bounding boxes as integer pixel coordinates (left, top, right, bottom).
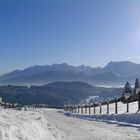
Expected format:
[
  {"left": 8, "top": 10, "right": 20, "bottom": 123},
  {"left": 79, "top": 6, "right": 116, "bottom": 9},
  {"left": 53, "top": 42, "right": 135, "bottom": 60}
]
[
  {"left": 71, "top": 107, "right": 73, "bottom": 113},
  {"left": 4, "top": 102, "right": 6, "bottom": 109},
  {"left": 67, "top": 106, "right": 70, "bottom": 111},
  {"left": 81, "top": 107, "right": 83, "bottom": 114},
  {"left": 78, "top": 106, "right": 79, "bottom": 113},
  {"left": 115, "top": 98, "right": 118, "bottom": 114},
  {"left": 72, "top": 107, "right": 74, "bottom": 113},
  {"left": 12, "top": 103, "right": 15, "bottom": 109},
  {"left": 100, "top": 105, "right": 102, "bottom": 114},
  {"left": 70, "top": 105, "right": 72, "bottom": 113},
  {"left": 138, "top": 92, "right": 140, "bottom": 111},
  {"left": 73, "top": 107, "right": 75, "bottom": 113},
  {"left": 85, "top": 105, "right": 87, "bottom": 114},
  {"left": 94, "top": 104, "right": 96, "bottom": 114},
  {"left": 107, "top": 102, "right": 109, "bottom": 114},
  {"left": 66, "top": 106, "right": 69, "bottom": 112},
  {"left": 126, "top": 102, "right": 129, "bottom": 112},
  {"left": 0, "top": 98, "right": 2, "bottom": 107},
  {"left": 89, "top": 106, "right": 91, "bottom": 115},
  {"left": 70, "top": 107, "right": 72, "bottom": 113},
  {"left": 70, "top": 107, "right": 71, "bottom": 112}
]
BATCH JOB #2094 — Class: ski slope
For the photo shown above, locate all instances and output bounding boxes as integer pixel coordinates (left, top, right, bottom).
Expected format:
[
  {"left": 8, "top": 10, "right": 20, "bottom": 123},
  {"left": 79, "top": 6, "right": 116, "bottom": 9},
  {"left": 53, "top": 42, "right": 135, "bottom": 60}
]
[{"left": 0, "top": 108, "right": 139, "bottom": 140}]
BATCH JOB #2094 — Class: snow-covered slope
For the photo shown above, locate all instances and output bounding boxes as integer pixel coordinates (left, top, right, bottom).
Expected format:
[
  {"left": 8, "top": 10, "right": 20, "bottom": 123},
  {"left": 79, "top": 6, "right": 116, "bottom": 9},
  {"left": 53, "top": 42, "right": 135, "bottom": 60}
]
[
  {"left": 0, "top": 107, "right": 140, "bottom": 140},
  {"left": 0, "top": 109, "right": 62, "bottom": 140}
]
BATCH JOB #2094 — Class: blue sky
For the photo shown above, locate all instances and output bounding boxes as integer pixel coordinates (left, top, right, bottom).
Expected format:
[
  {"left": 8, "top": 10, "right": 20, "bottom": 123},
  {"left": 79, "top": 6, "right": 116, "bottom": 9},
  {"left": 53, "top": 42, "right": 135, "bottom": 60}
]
[{"left": 0, "top": 0, "right": 140, "bottom": 74}]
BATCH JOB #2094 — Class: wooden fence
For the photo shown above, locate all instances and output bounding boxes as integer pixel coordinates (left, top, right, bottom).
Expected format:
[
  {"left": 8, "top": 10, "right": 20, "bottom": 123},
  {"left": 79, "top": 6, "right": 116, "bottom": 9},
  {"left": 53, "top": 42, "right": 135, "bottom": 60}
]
[
  {"left": 65, "top": 91, "right": 140, "bottom": 115},
  {"left": 0, "top": 101, "right": 22, "bottom": 110},
  {"left": 0, "top": 98, "right": 49, "bottom": 110}
]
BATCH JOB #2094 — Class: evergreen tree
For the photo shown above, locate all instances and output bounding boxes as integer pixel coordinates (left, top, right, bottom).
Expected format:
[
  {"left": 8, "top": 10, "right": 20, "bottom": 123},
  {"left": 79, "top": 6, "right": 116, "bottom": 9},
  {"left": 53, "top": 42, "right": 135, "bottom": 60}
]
[
  {"left": 122, "top": 82, "right": 132, "bottom": 99},
  {"left": 134, "top": 78, "right": 140, "bottom": 94}
]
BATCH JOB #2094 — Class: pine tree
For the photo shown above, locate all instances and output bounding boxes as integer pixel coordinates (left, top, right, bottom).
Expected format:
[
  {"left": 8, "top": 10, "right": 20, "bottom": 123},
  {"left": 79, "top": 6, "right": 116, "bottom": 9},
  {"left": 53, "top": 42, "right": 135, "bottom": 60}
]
[
  {"left": 122, "top": 82, "right": 132, "bottom": 99},
  {"left": 134, "top": 78, "right": 140, "bottom": 94}
]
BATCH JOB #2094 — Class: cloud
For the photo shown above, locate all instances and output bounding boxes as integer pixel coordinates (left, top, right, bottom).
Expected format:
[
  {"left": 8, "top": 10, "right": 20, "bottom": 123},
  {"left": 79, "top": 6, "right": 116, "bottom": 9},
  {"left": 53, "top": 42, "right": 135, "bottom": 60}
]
[{"left": 128, "top": 56, "right": 140, "bottom": 59}]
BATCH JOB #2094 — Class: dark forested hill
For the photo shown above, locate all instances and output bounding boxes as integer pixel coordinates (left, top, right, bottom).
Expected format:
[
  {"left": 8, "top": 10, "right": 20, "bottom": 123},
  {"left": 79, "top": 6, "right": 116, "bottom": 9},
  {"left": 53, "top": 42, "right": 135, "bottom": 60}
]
[{"left": 0, "top": 81, "right": 122, "bottom": 106}]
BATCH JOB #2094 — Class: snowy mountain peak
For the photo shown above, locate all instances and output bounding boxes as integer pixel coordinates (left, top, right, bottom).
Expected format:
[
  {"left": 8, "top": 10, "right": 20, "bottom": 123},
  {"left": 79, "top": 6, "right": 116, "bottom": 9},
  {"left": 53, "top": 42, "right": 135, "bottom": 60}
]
[{"left": 1, "top": 61, "right": 140, "bottom": 85}]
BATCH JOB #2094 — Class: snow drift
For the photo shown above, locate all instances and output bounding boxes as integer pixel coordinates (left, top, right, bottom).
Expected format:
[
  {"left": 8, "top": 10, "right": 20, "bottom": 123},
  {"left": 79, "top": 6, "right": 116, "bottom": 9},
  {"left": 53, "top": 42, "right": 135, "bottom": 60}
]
[{"left": 0, "top": 109, "right": 58, "bottom": 140}]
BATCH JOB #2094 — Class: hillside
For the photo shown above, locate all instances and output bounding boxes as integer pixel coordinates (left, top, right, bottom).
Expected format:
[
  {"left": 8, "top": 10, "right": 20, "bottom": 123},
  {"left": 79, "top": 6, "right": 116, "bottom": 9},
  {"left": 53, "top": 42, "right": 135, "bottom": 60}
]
[{"left": 0, "top": 81, "right": 122, "bottom": 106}]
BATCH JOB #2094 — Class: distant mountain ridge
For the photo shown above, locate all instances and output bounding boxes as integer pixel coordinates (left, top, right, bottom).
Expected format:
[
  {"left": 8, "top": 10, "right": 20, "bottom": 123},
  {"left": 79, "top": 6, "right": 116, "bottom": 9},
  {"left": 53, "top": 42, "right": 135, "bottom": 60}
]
[{"left": 0, "top": 61, "right": 140, "bottom": 85}]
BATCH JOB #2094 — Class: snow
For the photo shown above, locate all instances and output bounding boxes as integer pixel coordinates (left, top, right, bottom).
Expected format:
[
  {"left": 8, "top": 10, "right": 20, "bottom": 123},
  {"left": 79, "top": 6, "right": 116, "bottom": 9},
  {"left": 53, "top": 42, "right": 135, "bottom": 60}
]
[
  {"left": 0, "top": 109, "right": 60, "bottom": 140},
  {"left": 65, "top": 101, "right": 140, "bottom": 139},
  {"left": 66, "top": 112, "right": 140, "bottom": 125},
  {"left": 0, "top": 106, "right": 140, "bottom": 140},
  {"left": 67, "top": 101, "right": 140, "bottom": 125}
]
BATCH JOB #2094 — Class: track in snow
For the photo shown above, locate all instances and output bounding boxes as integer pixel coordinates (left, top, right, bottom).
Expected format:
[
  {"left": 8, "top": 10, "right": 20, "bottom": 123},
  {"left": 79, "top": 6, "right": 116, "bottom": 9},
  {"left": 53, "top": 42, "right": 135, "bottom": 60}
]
[{"left": 0, "top": 108, "right": 140, "bottom": 140}]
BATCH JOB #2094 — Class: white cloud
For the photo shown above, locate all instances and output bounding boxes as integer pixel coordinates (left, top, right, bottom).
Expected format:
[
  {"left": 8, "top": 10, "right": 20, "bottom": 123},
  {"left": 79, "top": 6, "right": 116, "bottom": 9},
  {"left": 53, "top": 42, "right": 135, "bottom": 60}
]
[{"left": 128, "top": 56, "right": 140, "bottom": 59}]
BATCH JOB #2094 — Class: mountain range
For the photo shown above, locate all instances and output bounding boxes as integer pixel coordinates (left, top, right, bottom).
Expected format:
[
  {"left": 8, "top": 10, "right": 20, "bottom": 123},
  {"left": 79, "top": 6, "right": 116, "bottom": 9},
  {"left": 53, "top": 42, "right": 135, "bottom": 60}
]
[{"left": 0, "top": 61, "right": 140, "bottom": 86}]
